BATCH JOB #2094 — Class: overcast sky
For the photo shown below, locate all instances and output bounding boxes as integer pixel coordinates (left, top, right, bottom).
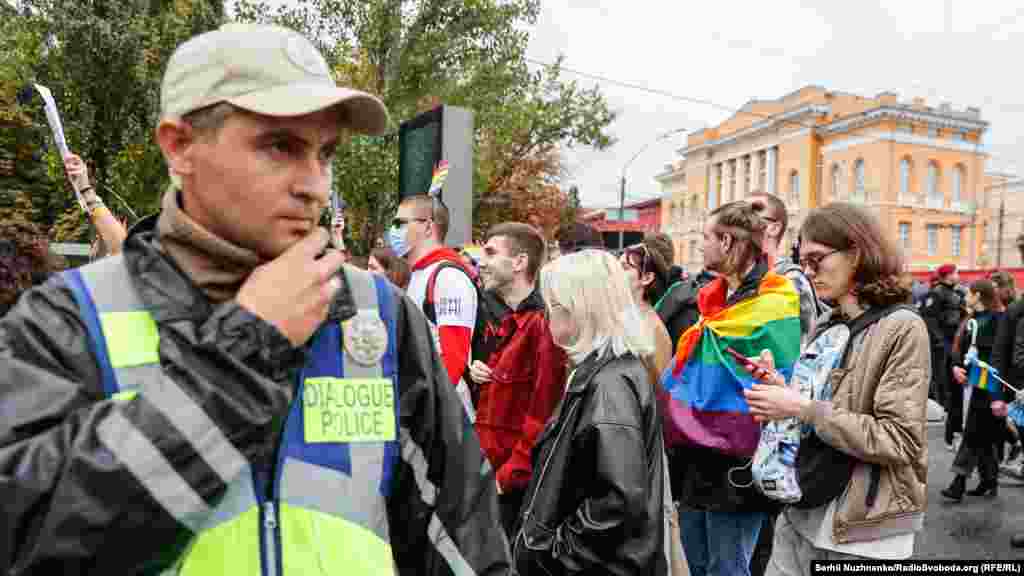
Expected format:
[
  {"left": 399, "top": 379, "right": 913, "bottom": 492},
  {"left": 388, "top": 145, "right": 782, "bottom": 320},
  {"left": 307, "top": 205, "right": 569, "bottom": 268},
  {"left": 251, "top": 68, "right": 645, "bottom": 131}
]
[
  {"left": 526, "top": 1, "right": 1024, "bottom": 208},
  {"left": 225, "top": 0, "right": 1023, "bottom": 209}
]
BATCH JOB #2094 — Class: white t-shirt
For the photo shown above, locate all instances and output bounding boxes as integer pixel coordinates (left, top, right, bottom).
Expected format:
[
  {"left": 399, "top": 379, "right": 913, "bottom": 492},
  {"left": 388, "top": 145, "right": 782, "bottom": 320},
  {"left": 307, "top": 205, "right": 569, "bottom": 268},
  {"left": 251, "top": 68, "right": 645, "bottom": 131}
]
[{"left": 407, "top": 261, "right": 478, "bottom": 418}]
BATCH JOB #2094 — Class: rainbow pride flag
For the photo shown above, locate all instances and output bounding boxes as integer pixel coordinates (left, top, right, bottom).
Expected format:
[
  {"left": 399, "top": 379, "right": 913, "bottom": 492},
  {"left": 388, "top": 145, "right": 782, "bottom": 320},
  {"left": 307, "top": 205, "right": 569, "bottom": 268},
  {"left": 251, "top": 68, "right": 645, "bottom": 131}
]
[
  {"left": 968, "top": 357, "right": 1003, "bottom": 398},
  {"left": 660, "top": 271, "right": 801, "bottom": 457},
  {"left": 429, "top": 160, "right": 449, "bottom": 196}
]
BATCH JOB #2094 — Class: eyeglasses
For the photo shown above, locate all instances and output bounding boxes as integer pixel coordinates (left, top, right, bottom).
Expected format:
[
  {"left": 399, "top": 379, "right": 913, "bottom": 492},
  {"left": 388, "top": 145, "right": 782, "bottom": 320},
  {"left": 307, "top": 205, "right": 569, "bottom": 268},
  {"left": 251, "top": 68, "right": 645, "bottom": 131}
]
[
  {"left": 391, "top": 217, "right": 429, "bottom": 229},
  {"left": 799, "top": 249, "right": 844, "bottom": 273},
  {"left": 623, "top": 244, "right": 649, "bottom": 275}
]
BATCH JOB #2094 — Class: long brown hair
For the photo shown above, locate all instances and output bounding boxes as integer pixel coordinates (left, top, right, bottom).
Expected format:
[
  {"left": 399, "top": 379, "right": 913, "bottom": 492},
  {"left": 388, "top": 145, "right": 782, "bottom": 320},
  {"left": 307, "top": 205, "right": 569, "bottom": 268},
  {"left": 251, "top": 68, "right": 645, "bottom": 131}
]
[
  {"left": 370, "top": 247, "right": 410, "bottom": 289},
  {"left": 800, "top": 203, "right": 909, "bottom": 308}
]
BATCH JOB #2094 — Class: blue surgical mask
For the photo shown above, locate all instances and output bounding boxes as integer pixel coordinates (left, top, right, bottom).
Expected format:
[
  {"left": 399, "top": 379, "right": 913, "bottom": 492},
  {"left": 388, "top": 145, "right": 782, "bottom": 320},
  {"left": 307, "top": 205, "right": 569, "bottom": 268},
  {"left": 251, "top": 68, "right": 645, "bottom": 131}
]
[{"left": 388, "top": 226, "right": 410, "bottom": 257}]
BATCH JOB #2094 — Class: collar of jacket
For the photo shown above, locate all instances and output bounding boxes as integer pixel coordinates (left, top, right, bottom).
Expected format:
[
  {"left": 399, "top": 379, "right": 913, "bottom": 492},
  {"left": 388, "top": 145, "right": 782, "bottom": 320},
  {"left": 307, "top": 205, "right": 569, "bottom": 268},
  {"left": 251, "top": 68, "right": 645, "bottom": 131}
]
[
  {"left": 412, "top": 246, "right": 472, "bottom": 275},
  {"left": 154, "top": 185, "right": 265, "bottom": 303},
  {"left": 566, "top": 349, "right": 623, "bottom": 394},
  {"left": 698, "top": 257, "right": 769, "bottom": 315},
  {"left": 123, "top": 188, "right": 358, "bottom": 324}
]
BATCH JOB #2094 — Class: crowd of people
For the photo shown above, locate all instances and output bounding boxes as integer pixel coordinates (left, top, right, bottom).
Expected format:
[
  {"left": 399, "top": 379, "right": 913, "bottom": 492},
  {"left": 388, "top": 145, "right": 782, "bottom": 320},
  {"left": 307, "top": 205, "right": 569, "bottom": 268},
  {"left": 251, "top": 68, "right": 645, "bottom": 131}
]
[{"left": 2, "top": 20, "right": 1023, "bottom": 576}]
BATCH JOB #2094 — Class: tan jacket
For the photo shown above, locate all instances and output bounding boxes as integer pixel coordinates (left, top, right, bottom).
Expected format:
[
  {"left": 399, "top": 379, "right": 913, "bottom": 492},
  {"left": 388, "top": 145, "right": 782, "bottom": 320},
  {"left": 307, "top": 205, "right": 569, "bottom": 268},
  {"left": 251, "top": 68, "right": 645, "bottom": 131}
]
[{"left": 798, "top": 307, "right": 930, "bottom": 544}]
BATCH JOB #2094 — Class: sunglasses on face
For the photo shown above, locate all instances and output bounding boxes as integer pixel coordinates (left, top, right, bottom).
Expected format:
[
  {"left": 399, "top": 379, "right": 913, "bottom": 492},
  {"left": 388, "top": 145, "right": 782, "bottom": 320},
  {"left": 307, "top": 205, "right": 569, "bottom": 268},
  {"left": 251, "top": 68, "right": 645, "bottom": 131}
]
[
  {"left": 391, "top": 217, "right": 429, "bottom": 229},
  {"left": 799, "top": 249, "right": 844, "bottom": 273}
]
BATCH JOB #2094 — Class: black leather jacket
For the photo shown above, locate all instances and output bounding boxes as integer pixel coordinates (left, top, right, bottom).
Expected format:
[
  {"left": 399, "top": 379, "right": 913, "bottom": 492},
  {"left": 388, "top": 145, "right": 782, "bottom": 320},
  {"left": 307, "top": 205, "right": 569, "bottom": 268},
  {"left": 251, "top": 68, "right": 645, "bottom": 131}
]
[{"left": 513, "top": 351, "right": 666, "bottom": 576}]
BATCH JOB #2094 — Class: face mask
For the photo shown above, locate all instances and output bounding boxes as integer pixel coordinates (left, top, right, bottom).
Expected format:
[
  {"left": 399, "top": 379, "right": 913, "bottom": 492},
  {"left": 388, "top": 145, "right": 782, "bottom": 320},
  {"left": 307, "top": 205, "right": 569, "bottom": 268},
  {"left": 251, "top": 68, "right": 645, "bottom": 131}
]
[{"left": 388, "top": 226, "right": 410, "bottom": 257}]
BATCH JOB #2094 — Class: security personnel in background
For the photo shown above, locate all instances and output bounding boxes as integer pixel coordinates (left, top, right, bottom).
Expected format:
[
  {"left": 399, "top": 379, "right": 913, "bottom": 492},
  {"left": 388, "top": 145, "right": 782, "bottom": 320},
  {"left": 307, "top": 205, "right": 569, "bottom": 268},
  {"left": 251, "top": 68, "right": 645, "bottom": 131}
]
[
  {"left": 0, "top": 23, "right": 509, "bottom": 574},
  {"left": 922, "top": 263, "right": 965, "bottom": 447}
]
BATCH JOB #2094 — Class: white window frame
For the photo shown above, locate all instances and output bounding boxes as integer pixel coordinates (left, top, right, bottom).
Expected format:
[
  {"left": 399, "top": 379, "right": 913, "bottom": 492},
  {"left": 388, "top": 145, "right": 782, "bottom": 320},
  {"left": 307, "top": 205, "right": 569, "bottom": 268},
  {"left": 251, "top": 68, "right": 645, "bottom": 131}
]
[
  {"left": 831, "top": 164, "right": 841, "bottom": 201},
  {"left": 853, "top": 159, "right": 865, "bottom": 202},
  {"left": 951, "top": 225, "right": 962, "bottom": 257},
  {"left": 758, "top": 151, "right": 767, "bottom": 190},
  {"left": 790, "top": 170, "right": 800, "bottom": 204},
  {"left": 899, "top": 222, "right": 911, "bottom": 250},
  {"left": 927, "top": 162, "right": 943, "bottom": 209},
  {"left": 927, "top": 224, "right": 939, "bottom": 256},
  {"left": 900, "top": 158, "right": 911, "bottom": 203}
]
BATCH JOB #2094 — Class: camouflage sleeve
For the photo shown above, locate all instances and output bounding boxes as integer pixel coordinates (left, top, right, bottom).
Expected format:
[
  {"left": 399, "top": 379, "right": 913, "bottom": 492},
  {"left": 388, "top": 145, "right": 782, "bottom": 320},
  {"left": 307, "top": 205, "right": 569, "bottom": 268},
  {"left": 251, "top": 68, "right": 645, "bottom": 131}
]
[{"left": 785, "top": 269, "right": 818, "bottom": 351}]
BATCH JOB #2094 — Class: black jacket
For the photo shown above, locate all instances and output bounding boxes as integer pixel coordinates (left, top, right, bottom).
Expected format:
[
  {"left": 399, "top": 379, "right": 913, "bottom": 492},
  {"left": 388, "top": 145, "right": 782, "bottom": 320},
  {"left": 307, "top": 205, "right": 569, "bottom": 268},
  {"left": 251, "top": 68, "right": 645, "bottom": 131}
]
[
  {"left": 657, "top": 272, "right": 717, "bottom": 352},
  {"left": 668, "top": 260, "right": 778, "bottom": 513},
  {"left": 0, "top": 222, "right": 510, "bottom": 575},
  {"left": 952, "top": 310, "right": 1004, "bottom": 444},
  {"left": 992, "top": 297, "right": 1024, "bottom": 393},
  {"left": 922, "top": 282, "right": 963, "bottom": 346},
  {"left": 513, "top": 351, "right": 666, "bottom": 576}
]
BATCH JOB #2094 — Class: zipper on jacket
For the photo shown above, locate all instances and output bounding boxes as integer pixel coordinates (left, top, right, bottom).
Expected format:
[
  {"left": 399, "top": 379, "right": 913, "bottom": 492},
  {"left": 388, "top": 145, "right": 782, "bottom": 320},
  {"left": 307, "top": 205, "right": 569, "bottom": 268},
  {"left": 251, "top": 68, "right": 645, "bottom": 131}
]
[
  {"left": 262, "top": 501, "right": 280, "bottom": 576},
  {"left": 520, "top": 397, "right": 581, "bottom": 528}
]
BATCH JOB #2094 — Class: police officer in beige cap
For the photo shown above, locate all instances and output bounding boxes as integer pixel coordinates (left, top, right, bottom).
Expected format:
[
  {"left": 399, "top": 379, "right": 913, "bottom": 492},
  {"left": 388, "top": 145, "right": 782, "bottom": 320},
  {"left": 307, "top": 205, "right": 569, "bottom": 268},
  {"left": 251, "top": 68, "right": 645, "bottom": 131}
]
[{"left": 0, "top": 23, "right": 511, "bottom": 574}]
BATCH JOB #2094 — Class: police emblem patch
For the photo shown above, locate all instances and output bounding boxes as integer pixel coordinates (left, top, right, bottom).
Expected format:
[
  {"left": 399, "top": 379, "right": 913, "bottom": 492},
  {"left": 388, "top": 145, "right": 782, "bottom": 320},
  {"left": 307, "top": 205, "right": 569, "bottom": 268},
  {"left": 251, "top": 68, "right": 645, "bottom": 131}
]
[{"left": 343, "top": 310, "right": 388, "bottom": 366}]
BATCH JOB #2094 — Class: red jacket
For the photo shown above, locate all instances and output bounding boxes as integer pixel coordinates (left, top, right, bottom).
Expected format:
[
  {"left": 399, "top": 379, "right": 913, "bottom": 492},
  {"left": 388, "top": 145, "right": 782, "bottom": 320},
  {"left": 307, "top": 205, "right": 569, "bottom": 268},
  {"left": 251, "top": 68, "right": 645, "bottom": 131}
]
[{"left": 475, "top": 289, "right": 567, "bottom": 492}]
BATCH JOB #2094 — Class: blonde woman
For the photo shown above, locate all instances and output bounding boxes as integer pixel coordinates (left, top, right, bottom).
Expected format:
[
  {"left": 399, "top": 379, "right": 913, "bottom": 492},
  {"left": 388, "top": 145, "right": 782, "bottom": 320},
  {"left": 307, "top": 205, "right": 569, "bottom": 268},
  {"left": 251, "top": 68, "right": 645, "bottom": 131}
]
[{"left": 513, "top": 249, "right": 667, "bottom": 575}]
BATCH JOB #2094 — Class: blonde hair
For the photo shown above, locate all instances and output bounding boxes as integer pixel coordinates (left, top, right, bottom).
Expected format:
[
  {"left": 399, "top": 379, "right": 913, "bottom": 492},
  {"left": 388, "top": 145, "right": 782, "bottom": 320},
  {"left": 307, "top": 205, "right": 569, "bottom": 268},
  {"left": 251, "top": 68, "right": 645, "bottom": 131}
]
[{"left": 540, "top": 249, "right": 655, "bottom": 363}]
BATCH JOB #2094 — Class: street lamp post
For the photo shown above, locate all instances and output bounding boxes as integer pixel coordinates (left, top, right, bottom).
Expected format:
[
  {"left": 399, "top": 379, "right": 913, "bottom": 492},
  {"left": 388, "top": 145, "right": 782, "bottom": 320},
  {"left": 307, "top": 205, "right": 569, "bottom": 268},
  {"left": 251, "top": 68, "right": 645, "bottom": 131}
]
[{"left": 618, "top": 127, "right": 689, "bottom": 250}]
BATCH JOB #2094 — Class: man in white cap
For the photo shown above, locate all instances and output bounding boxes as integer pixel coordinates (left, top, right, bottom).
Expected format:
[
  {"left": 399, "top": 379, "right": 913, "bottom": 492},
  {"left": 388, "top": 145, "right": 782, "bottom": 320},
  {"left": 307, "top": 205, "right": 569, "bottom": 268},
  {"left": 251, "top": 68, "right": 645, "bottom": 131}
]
[{"left": 0, "top": 23, "right": 510, "bottom": 574}]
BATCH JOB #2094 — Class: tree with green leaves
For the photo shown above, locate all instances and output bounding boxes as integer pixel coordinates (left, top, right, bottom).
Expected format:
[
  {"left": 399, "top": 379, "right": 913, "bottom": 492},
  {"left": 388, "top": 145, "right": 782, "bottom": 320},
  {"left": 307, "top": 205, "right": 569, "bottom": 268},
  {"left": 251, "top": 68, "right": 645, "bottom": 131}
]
[
  {"left": 1, "top": 0, "right": 224, "bottom": 242},
  {"left": 233, "top": 0, "right": 615, "bottom": 251}
]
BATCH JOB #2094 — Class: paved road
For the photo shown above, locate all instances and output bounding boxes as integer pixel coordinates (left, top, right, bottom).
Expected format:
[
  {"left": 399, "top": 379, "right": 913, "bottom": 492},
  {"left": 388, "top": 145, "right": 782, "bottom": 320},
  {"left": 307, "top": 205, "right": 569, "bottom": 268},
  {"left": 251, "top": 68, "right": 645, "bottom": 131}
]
[{"left": 914, "top": 423, "right": 1024, "bottom": 559}]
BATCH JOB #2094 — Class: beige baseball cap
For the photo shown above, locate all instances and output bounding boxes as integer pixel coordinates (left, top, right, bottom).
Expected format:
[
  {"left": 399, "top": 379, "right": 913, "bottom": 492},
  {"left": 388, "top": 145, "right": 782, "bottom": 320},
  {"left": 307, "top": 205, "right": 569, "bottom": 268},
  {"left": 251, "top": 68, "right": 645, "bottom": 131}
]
[{"left": 161, "top": 23, "right": 389, "bottom": 136}]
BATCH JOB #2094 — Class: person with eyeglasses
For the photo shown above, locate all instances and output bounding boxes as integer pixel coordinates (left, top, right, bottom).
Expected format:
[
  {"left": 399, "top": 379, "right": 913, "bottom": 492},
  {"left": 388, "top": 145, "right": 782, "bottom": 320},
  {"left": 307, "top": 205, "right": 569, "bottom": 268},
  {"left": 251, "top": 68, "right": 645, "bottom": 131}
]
[
  {"left": 745, "top": 192, "right": 826, "bottom": 576},
  {"left": 619, "top": 233, "right": 676, "bottom": 383},
  {"left": 389, "top": 195, "right": 479, "bottom": 419},
  {"left": 743, "top": 202, "right": 929, "bottom": 575}
]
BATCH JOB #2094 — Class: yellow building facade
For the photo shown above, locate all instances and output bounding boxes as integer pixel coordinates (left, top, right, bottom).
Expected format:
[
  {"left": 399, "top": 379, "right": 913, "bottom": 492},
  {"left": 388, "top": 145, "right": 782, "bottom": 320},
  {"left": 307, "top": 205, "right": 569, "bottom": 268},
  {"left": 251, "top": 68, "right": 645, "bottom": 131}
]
[{"left": 658, "top": 86, "right": 994, "bottom": 272}]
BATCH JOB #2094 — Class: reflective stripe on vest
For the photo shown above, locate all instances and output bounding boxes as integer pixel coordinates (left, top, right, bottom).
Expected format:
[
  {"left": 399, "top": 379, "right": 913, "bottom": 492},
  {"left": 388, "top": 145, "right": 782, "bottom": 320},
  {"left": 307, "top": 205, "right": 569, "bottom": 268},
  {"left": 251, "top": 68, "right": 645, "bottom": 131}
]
[{"left": 65, "top": 258, "right": 398, "bottom": 575}]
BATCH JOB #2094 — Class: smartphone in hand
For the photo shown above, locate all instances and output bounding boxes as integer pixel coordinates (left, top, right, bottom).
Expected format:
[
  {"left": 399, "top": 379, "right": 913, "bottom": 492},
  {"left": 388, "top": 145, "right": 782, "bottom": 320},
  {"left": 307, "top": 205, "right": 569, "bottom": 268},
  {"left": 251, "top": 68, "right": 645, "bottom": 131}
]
[{"left": 724, "top": 346, "right": 759, "bottom": 373}]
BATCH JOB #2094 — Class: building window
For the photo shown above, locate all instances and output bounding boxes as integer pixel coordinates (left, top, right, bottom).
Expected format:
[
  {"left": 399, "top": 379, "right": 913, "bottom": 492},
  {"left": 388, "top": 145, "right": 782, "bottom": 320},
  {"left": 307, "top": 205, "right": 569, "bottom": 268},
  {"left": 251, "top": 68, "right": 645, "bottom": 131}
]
[
  {"left": 712, "top": 164, "right": 722, "bottom": 209},
  {"left": 952, "top": 225, "right": 962, "bottom": 257},
  {"left": 853, "top": 159, "right": 865, "bottom": 202},
  {"left": 953, "top": 131, "right": 965, "bottom": 142},
  {"left": 928, "top": 126, "right": 939, "bottom": 138},
  {"left": 927, "top": 161, "right": 942, "bottom": 208},
  {"left": 831, "top": 161, "right": 839, "bottom": 199},
  {"left": 744, "top": 156, "right": 752, "bottom": 195},
  {"left": 900, "top": 158, "right": 911, "bottom": 200},
  {"left": 728, "top": 161, "right": 737, "bottom": 202},
  {"left": 789, "top": 170, "right": 799, "bottom": 204},
  {"left": 927, "top": 224, "right": 939, "bottom": 256},
  {"left": 953, "top": 164, "right": 964, "bottom": 204},
  {"left": 899, "top": 222, "right": 911, "bottom": 251},
  {"left": 758, "top": 151, "right": 767, "bottom": 190}
]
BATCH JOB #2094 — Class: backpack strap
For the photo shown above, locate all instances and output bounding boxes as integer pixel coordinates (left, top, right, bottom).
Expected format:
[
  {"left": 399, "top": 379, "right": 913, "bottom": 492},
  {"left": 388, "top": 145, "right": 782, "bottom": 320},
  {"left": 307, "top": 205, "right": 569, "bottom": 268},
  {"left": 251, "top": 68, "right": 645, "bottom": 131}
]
[
  {"left": 654, "top": 280, "right": 685, "bottom": 313},
  {"left": 839, "top": 304, "right": 917, "bottom": 368},
  {"left": 422, "top": 260, "right": 474, "bottom": 324}
]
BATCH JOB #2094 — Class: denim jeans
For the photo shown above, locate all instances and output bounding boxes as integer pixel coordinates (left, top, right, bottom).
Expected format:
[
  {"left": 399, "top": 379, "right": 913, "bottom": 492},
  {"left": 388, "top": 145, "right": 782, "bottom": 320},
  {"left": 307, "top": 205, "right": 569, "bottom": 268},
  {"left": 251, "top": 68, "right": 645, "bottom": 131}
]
[{"left": 680, "top": 509, "right": 767, "bottom": 576}]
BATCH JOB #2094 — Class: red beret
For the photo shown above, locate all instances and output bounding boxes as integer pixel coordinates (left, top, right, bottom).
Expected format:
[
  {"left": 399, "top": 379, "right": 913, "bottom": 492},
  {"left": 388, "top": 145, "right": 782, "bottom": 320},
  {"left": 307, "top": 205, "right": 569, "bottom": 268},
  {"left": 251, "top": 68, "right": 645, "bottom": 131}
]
[{"left": 937, "top": 264, "right": 956, "bottom": 277}]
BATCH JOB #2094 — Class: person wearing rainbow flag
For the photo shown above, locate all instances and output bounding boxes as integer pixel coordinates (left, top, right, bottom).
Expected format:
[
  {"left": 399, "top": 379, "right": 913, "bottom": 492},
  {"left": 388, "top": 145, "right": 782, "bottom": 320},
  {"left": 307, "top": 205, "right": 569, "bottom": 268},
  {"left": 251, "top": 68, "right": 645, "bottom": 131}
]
[{"left": 661, "top": 201, "right": 802, "bottom": 576}]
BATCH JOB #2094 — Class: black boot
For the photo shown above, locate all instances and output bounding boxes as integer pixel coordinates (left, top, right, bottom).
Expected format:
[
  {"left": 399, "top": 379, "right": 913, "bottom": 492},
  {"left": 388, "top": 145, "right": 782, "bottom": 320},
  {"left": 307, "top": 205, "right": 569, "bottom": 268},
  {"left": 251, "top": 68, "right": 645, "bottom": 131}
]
[
  {"left": 966, "top": 479, "right": 998, "bottom": 498},
  {"left": 941, "top": 475, "right": 966, "bottom": 502}
]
